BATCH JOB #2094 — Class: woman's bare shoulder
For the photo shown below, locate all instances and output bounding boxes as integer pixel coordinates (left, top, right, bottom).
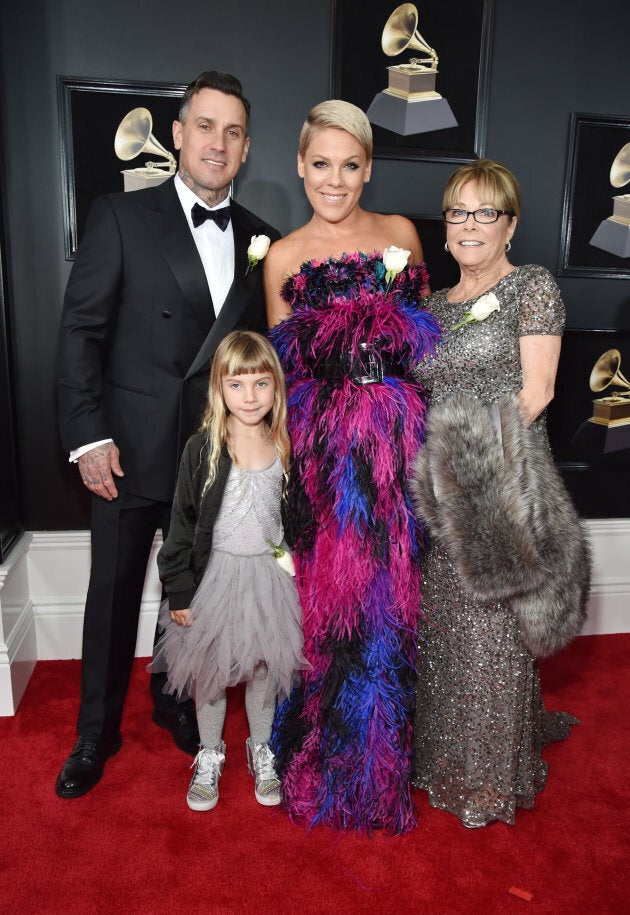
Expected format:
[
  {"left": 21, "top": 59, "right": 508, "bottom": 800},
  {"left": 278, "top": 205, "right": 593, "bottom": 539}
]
[
  {"left": 376, "top": 212, "right": 418, "bottom": 238},
  {"left": 266, "top": 225, "right": 320, "bottom": 278},
  {"left": 369, "top": 212, "right": 423, "bottom": 260}
]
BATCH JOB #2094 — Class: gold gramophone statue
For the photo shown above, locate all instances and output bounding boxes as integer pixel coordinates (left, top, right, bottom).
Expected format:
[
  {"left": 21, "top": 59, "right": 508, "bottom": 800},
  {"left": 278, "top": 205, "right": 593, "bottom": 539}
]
[
  {"left": 589, "top": 142, "right": 630, "bottom": 258},
  {"left": 572, "top": 348, "right": 630, "bottom": 453},
  {"left": 114, "top": 107, "right": 176, "bottom": 192},
  {"left": 366, "top": 3, "right": 457, "bottom": 136}
]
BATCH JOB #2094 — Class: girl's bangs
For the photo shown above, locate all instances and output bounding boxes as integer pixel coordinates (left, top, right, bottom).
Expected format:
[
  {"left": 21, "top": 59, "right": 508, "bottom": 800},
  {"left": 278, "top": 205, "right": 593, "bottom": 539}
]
[{"left": 222, "top": 352, "right": 276, "bottom": 377}]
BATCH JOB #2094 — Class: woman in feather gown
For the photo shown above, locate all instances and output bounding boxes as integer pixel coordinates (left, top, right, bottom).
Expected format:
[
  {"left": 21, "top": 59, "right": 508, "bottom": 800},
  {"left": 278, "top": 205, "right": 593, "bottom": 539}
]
[{"left": 263, "top": 100, "right": 441, "bottom": 833}]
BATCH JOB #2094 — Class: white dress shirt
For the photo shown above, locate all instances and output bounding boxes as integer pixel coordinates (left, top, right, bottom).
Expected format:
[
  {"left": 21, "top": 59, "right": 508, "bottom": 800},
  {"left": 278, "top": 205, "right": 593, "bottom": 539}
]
[{"left": 174, "top": 174, "right": 234, "bottom": 317}]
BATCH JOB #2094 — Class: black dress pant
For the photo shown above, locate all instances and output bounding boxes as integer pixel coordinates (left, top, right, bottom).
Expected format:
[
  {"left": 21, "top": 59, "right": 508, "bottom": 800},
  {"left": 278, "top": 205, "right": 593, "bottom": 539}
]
[{"left": 77, "top": 490, "right": 185, "bottom": 739}]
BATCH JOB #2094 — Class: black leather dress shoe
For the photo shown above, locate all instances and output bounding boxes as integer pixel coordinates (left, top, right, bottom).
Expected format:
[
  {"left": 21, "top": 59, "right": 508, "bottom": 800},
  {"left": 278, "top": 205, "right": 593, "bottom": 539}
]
[
  {"left": 152, "top": 706, "right": 199, "bottom": 756},
  {"left": 55, "top": 733, "right": 122, "bottom": 799}
]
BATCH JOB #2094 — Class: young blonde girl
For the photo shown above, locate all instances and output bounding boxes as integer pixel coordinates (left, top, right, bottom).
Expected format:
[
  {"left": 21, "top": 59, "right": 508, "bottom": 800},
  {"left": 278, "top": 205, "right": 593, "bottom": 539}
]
[{"left": 153, "top": 331, "right": 306, "bottom": 811}]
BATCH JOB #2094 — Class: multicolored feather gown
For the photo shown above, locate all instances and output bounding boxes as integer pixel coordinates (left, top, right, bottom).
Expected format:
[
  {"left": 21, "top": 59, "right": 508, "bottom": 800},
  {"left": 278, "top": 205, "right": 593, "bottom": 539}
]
[{"left": 269, "top": 252, "right": 441, "bottom": 833}]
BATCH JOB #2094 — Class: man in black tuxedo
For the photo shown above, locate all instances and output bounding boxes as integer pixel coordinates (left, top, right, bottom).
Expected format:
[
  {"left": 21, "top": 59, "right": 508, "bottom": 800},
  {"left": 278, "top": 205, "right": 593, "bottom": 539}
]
[{"left": 55, "top": 70, "right": 279, "bottom": 798}]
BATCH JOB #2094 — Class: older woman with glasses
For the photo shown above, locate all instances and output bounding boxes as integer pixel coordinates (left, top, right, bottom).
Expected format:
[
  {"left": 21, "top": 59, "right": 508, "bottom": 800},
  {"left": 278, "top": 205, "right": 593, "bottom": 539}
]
[{"left": 410, "top": 158, "right": 585, "bottom": 828}]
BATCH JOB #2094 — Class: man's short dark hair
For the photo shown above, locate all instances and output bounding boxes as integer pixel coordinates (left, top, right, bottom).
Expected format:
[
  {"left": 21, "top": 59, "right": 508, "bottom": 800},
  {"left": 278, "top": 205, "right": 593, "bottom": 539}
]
[{"left": 178, "top": 70, "right": 251, "bottom": 126}]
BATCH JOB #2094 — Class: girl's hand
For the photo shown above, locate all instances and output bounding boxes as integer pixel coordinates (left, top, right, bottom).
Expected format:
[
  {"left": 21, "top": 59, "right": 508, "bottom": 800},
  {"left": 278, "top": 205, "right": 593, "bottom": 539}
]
[{"left": 170, "top": 608, "right": 191, "bottom": 626}]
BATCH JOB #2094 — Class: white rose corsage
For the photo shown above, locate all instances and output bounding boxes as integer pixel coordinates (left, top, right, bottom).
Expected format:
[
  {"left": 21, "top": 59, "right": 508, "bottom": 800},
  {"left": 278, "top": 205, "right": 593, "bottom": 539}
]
[
  {"left": 246, "top": 234, "right": 271, "bottom": 274},
  {"left": 451, "top": 291, "right": 501, "bottom": 331},
  {"left": 267, "top": 539, "right": 295, "bottom": 576},
  {"left": 383, "top": 245, "right": 411, "bottom": 288}
]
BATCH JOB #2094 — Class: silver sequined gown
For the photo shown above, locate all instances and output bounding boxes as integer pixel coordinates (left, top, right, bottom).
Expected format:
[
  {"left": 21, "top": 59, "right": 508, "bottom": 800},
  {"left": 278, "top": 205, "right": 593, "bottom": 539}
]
[{"left": 412, "top": 264, "right": 575, "bottom": 826}]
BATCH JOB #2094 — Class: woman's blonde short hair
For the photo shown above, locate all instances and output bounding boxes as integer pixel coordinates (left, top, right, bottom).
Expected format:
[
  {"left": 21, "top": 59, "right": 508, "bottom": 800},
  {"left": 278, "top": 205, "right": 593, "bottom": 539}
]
[
  {"left": 298, "top": 100, "right": 373, "bottom": 159},
  {"left": 443, "top": 158, "right": 521, "bottom": 220}
]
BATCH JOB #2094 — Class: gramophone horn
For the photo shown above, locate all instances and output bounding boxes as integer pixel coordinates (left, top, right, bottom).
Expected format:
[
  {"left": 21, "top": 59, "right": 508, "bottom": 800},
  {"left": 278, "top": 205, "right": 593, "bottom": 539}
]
[
  {"left": 589, "top": 349, "right": 630, "bottom": 393},
  {"left": 382, "top": 3, "right": 438, "bottom": 67},
  {"left": 114, "top": 107, "right": 176, "bottom": 170},
  {"left": 610, "top": 142, "right": 630, "bottom": 189}
]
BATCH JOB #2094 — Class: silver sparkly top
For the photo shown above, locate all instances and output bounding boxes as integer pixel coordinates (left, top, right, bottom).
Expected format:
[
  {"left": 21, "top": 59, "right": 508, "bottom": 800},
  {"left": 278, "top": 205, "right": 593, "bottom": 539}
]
[
  {"left": 415, "top": 264, "right": 565, "bottom": 410},
  {"left": 212, "top": 457, "right": 284, "bottom": 556}
]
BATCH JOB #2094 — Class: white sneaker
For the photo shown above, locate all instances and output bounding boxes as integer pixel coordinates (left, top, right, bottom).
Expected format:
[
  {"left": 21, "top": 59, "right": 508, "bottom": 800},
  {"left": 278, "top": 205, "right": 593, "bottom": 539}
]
[
  {"left": 246, "top": 738, "right": 282, "bottom": 807},
  {"left": 186, "top": 743, "right": 225, "bottom": 811}
]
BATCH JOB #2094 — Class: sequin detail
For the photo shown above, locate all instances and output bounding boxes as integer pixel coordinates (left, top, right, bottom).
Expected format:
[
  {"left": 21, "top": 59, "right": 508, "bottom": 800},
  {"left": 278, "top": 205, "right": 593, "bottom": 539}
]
[{"left": 412, "top": 264, "right": 575, "bottom": 827}]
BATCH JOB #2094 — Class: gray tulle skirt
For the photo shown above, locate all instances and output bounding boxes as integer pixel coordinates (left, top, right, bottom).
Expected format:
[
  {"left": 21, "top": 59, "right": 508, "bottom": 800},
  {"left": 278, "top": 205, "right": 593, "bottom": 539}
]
[{"left": 152, "top": 548, "right": 308, "bottom": 706}]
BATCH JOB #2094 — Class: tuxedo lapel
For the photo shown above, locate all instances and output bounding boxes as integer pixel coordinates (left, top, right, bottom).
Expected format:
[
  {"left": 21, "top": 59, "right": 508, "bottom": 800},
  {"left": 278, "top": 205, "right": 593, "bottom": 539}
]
[
  {"left": 139, "top": 180, "right": 214, "bottom": 335},
  {"left": 184, "top": 201, "right": 265, "bottom": 378}
]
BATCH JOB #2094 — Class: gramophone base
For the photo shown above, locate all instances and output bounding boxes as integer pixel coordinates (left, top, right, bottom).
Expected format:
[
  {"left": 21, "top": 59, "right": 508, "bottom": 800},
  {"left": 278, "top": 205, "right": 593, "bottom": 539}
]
[
  {"left": 121, "top": 168, "right": 172, "bottom": 193},
  {"left": 589, "top": 218, "right": 630, "bottom": 258},
  {"left": 572, "top": 418, "right": 630, "bottom": 454},
  {"left": 366, "top": 92, "right": 457, "bottom": 136}
]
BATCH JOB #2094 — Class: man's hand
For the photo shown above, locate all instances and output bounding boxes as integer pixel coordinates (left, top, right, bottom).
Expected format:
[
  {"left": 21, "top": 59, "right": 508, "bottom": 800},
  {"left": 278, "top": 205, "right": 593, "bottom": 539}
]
[{"left": 78, "top": 442, "right": 124, "bottom": 500}]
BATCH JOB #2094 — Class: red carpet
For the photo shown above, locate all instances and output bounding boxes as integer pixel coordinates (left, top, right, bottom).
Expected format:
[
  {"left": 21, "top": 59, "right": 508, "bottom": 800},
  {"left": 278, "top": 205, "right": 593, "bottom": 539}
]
[{"left": 1, "top": 634, "right": 627, "bottom": 914}]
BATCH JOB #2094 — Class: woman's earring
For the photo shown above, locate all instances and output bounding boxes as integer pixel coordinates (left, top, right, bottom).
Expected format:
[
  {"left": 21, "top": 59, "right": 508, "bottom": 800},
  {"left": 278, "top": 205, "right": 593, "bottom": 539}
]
[
  {"left": 506, "top": 241, "right": 512, "bottom": 252},
  {"left": 444, "top": 242, "right": 449, "bottom": 253}
]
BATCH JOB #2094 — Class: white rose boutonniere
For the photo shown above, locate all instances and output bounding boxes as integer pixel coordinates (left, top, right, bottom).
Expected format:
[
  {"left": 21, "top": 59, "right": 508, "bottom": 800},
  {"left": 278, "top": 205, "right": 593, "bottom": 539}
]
[
  {"left": 267, "top": 539, "right": 295, "bottom": 576},
  {"left": 383, "top": 245, "right": 411, "bottom": 288},
  {"left": 451, "top": 291, "right": 501, "bottom": 331},
  {"left": 246, "top": 234, "right": 271, "bottom": 274}
]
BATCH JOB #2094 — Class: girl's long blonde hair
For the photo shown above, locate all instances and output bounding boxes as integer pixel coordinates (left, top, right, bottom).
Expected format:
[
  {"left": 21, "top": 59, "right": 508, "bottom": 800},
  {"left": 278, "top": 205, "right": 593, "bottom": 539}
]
[{"left": 200, "top": 330, "right": 290, "bottom": 492}]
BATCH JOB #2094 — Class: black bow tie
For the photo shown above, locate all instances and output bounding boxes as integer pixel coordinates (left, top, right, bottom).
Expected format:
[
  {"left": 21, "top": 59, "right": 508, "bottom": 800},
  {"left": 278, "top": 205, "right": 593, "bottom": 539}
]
[{"left": 191, "top": 202, "right": 231, "bottom": 231}]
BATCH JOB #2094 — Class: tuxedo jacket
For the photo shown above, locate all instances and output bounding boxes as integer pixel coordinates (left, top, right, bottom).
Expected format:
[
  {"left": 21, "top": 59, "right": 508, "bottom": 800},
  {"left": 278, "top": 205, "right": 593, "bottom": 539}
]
[{"left": 56, "top": 178, "right": 280, "bottom": 502}]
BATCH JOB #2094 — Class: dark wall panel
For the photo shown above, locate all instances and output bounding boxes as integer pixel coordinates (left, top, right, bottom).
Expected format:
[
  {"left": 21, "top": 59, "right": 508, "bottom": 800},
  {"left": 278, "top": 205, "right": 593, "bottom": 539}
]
[
  {"left": 0, "top": 219, "right": 23, "bottom": 558},
  {"left": 0, "top": 0, "right": 628, "bottom": 530}
]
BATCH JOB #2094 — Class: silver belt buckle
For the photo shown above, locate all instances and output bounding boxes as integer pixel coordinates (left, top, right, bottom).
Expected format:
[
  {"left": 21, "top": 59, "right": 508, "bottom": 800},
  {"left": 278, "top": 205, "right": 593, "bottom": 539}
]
[{"left": 355, "top": 342, "right": 383, "bottom": 384}]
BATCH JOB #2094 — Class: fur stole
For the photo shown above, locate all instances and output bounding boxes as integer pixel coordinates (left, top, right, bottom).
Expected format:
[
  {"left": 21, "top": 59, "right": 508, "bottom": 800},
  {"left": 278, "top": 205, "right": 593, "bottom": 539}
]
[{"left": 411, "top": 394, "right": 591, "bottom": 657}]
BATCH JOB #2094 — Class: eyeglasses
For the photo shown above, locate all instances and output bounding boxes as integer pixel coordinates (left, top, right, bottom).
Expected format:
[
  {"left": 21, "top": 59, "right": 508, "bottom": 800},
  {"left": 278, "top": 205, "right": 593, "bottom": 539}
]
[{"left": 442, "top": 207, "right": 514, "bottom": 224}]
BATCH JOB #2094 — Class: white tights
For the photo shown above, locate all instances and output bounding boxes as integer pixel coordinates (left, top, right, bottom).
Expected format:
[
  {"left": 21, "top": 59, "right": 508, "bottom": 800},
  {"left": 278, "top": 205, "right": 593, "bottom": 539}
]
[{"left": 196, "top": 662, "right": 275, "bottom": 750}]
